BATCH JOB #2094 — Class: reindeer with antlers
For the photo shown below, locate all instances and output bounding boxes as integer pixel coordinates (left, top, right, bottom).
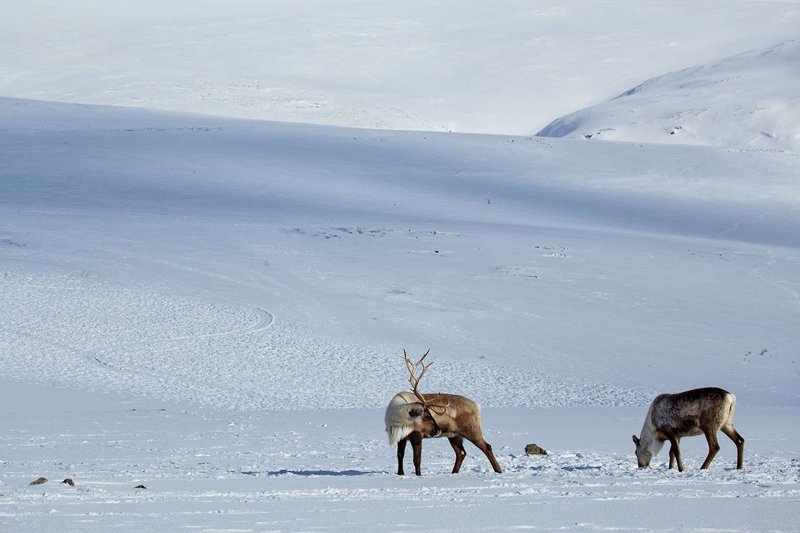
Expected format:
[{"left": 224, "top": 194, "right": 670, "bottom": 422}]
[{"left": 384, "top": 350, "right": 503, "bottom": 475}]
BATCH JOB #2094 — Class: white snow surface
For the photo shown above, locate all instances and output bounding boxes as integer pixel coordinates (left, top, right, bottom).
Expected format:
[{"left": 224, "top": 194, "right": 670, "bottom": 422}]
[
  {"left": 2, "top": 1, "right": 800, "bottom": 531},
  {"left": 2, "top": 0, "right": 800, "bottom": 136}
]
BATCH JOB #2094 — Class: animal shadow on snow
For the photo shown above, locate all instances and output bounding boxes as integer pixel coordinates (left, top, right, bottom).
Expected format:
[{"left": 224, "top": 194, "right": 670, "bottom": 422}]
[{"left": 243, "top": 469, "right": 378, "bottom": 477}]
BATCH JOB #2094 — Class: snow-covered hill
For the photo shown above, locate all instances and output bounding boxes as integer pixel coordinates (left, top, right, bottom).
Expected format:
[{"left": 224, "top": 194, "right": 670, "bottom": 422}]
[
  {"left": 3, "top": 96, "right": 798, "bottom": 407},
  {"left": 538, "top": 40, "right": 800, "bottom": 152},
  {"left": 2, "top": 1, "right": 799, "bottom": 136}
]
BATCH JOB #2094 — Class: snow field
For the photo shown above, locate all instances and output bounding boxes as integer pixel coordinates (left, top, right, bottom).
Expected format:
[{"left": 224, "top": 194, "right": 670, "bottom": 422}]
[
  {"left": 1, "top": 1, "right": 799, "bottom": 529},
  {"left": 0, "top": 269, "right": 651, "bottom": 411},
  {"left": 1, "top": 389, "right": 798, "bottom": 531}
]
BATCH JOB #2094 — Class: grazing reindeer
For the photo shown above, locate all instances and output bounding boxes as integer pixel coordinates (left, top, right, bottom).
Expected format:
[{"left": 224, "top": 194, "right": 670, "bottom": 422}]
[
  {"left": 632, "top": 387, "right": 744, "bottom": 472},
  {"left": 384, "top": 350, "right": 503, "bottom": 476}
]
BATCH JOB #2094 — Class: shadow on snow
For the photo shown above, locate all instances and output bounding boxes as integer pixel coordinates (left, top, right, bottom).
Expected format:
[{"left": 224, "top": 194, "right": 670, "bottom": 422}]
[{"left": 242, "top": 469, "right": 380, "bottom": 477}]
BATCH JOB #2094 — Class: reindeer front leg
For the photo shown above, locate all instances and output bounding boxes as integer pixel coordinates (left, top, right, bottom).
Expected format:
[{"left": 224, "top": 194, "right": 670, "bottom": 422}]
[
  {"left": 409, "top": 431, "right": 423, "bottom": 476},
  {"left": 396, "top": 438, "right": 407, "bottom": 475},
  {"left": 700, "top": 430, "right": 720, "bottom": 469},
  {"left": 668, "top": 437, "right": 680, "bottom": 469},
  {"left": 665, "top": 431, "right": 683, "bottom": 472}
]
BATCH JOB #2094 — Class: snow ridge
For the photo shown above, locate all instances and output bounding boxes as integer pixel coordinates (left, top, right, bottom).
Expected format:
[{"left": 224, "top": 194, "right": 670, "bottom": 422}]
[{"left": 538, "top": 40, "right": 800, "bottom": 152}]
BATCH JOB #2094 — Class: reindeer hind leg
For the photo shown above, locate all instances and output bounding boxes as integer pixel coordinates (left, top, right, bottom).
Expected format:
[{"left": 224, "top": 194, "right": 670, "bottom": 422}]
[
  {"left": 721, "top": 425, "right": 745, "bottom": 469},
  {"left": 449, "top": 436, "right": 467, "bottom": 474},
  {"left": 465, "top": 435, "right": 502, "bottom": 473}
]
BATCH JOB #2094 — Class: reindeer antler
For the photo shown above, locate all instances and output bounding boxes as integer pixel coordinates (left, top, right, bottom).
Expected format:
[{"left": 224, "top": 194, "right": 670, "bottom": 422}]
[
  {"left": 404, "top": 348, "right": 432, "bottom": 405},
  {"left": 403, "top": 349, "right": 447, "bottom": 416}
]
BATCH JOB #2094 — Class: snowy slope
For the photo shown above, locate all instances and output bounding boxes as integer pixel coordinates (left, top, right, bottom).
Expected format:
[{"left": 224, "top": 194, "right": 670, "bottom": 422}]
[
  {"left": 3, "top": 97, "right": 799, "bottom": 412},
  {"left": 538, "top": 40, "right": 800, "bottom": 152}
]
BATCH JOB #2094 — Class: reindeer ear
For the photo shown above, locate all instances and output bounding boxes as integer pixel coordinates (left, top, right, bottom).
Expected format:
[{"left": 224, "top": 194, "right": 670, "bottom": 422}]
[
  {"left": 409, "top": 407, "right": 424, "bottom": 418},
  {"left": 632, "top": 435, "right": 640, "bottom": 446}
]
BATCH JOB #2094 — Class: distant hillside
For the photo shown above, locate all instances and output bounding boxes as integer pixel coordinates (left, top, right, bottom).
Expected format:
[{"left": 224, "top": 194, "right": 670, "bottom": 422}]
[
  {"left": 538, "top": 40, "right": 800, "bottom": 152},
  {"left": 2, "top": 2, "right": 797, "bottom": 135}
]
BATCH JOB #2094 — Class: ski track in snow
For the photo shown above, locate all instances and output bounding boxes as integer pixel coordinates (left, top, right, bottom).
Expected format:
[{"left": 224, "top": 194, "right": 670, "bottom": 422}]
[
  {"left": 0, "top": 272, "right": 651, "bottom": 411},
  {"left": 83, "top": 306, "right": 273, "bottom": 387}
]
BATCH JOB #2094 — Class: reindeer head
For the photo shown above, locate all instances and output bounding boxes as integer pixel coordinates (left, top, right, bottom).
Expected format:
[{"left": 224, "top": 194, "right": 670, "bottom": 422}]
[
  {"left": 406, "top": 403, "right": 441, "bottom": 438},
  {"left": 632, "top": 434, "right": 653, "bottom": 467}
]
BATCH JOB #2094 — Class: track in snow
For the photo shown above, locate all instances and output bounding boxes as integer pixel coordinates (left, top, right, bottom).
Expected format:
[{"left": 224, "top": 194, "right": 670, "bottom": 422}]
[{"left": 0, "top": 271, "right": 651, "bottom": 410}]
